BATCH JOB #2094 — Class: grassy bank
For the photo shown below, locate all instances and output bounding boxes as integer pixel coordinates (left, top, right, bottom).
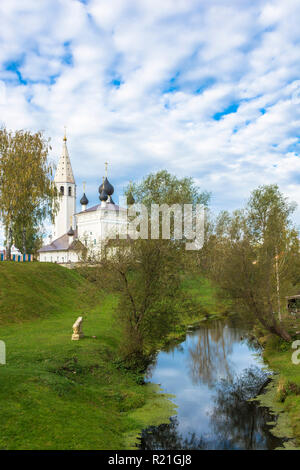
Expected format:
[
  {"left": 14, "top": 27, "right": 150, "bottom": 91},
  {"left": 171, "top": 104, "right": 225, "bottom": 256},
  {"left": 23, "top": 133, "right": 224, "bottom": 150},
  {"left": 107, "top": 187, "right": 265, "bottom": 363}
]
[
  {"left": 0, "top": 262, "right": 175, "bottom": 450},
  {"left": 164, "top": 275, "right": 231, "bottom": 344},
  {"left": 257, "top": 334, "right": 300, "bottom": 449}
]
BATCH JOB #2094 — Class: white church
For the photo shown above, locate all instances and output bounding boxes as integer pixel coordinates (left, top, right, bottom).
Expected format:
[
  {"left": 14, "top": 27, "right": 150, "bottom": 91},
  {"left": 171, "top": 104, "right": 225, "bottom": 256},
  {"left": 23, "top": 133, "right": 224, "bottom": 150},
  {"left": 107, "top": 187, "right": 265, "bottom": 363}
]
[{"left": 38, "top": 132, "right": 127, "bottom": 264}]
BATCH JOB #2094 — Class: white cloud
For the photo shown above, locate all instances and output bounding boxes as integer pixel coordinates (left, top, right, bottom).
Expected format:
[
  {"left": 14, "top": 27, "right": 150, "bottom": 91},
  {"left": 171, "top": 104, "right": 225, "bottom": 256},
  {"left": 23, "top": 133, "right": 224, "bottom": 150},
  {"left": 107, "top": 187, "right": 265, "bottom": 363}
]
[{"left": 0, "top": 0, "right": 300, "bottom": 243}]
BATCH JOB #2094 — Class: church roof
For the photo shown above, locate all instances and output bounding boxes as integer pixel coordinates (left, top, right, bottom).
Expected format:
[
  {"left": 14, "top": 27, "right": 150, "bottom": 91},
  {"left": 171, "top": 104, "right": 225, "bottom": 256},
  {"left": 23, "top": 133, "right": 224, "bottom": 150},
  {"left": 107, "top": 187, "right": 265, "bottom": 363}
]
[
  {"left": 38, "top": 230, "right": 84, "bottom": 253},
  {"left": 76, "top": 202, "right": 121, "bottom": 215},
  {"left": 54, "top": 134, "right": 75, "bottom": 184}
]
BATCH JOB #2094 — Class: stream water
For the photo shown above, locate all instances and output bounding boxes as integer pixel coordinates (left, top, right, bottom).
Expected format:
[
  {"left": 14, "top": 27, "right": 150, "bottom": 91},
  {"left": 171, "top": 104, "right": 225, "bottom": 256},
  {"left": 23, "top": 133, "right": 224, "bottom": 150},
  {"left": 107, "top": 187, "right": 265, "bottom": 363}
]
[{"left": 140, "top": 321, "right": 285, "bottom": 450}]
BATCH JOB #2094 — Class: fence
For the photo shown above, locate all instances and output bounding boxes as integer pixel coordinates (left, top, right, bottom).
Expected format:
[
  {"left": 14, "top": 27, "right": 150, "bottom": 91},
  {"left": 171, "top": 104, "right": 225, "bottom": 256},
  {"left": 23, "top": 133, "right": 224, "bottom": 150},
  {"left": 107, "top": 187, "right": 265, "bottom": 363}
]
[{"left": 0, "top": 253, "right": 33, "bottom": 262}]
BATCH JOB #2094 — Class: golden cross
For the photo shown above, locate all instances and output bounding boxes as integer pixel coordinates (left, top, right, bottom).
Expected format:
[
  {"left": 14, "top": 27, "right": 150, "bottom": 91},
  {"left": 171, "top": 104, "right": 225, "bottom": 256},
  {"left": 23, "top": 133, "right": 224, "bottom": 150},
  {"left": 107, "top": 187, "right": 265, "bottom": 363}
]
[
  {"left": 63, "top": 126, "right": 67, "bottom": 142},
  {"left": 105, "top": 161, "right": 108, "bottom": 177},
  {"left": 83, "top": 181, "right": 86, "bottom": 192}
]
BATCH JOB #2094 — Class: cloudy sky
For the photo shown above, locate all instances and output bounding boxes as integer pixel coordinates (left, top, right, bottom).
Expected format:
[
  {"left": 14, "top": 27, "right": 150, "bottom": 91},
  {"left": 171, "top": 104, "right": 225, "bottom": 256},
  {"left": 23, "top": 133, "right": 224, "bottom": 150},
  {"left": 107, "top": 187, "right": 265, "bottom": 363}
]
[{"left": 0, "top": 0, "right": 300, "bottom": 243}]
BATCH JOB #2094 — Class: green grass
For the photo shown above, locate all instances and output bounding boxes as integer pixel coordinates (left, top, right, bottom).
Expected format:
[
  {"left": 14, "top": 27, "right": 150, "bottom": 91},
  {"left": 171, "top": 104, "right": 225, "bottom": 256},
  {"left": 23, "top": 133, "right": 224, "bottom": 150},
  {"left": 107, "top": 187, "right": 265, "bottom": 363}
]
[
  {"left": 0, "top": 262, "right": 175, "bottom": 450},
  {"left": 0, "top": 261, "right": 95, "bottom": 325},
  {"left": 261, "top": 334, "right": 300, "bottom": 448},
  {"left": 0, "top": 264, "right": 228, "bottom": 450},
  {"left": 181, "top": 275, "right": 231, "bottom": 319},
  {"left": 158, "top": 274, "right": 231, "bottom": 347}
]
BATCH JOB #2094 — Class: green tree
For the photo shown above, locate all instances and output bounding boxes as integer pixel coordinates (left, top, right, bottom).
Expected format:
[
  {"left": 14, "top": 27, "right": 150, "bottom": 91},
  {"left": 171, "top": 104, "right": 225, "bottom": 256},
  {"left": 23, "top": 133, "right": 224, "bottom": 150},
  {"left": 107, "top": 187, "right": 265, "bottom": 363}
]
[
  {"left": 203, "top": 185, "right": 299, "bottom": 342},
  {"left": 125, "top": 170, "right": 210, "bottom": 260},
  {"left": 99, "top": 238, "right": 184, "bottom": 365},
  {"left": 126, "top": 169, "right": 210, "bottom": 208},
  {"left": 0, "top": 128, "right": 57, "bottom": 256},
  {"left": 80, "top": 171, "right": 209, "bottom": 365}
]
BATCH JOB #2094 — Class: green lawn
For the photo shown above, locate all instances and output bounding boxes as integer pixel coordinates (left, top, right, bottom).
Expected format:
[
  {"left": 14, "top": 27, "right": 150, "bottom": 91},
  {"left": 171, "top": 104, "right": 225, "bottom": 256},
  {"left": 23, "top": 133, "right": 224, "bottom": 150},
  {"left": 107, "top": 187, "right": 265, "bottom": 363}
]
[{"left": 0, "top": 262, "right": 174, "bottom": 450}]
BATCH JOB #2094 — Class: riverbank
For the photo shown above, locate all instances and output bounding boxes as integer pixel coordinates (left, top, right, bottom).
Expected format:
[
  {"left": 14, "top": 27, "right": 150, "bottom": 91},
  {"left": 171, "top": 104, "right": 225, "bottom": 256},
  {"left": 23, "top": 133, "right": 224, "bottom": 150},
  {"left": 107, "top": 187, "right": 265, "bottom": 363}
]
[
  {"left": 0, "top": 263, "right": 226, "bottom": 449},
  {"left": 256, "top": 334, "right": 300, "bottom": 449},
  {"left": 162, "top": 275, "right": 232, "bottom": 347}
]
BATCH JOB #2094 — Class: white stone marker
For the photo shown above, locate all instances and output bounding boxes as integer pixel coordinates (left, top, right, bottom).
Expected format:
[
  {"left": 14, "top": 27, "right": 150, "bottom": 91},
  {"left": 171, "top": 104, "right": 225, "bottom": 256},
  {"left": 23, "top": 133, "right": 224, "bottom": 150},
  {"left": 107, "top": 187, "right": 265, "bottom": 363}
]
[{"left": 72, "top": 316, "right": 84, "bottom": 340}]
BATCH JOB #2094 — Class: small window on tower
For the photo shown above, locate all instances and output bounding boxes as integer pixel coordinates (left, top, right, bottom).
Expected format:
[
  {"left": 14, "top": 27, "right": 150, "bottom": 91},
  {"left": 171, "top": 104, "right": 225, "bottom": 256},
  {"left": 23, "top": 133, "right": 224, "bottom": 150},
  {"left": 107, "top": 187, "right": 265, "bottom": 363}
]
[
  {"left": 60, "top": 186, "right": 64, "bottom": 195},
  {"left": 68, "top": 187, "right": 72, "bottom": 196}
]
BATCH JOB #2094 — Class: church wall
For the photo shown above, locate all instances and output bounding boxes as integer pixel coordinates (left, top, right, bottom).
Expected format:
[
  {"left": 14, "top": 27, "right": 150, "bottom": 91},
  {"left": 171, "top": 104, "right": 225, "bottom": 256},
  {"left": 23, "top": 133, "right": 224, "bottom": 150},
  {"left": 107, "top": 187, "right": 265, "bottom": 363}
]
[
  {"left": 38, "top": 250, "right": 80, "bottom": 264},
  {"left": 76, "top": 206, "right": 128, "bottom": 256}
]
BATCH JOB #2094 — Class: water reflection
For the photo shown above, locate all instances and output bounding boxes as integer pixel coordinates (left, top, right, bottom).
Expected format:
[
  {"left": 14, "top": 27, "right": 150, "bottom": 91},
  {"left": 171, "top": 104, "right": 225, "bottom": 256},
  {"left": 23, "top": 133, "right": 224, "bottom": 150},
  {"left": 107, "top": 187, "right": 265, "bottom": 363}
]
[
  {"left": 188, "top": 323, "right": 239, "bottom": 386},
  {"left": 140, "top": 322, "right": 285, "bottom": 450}
]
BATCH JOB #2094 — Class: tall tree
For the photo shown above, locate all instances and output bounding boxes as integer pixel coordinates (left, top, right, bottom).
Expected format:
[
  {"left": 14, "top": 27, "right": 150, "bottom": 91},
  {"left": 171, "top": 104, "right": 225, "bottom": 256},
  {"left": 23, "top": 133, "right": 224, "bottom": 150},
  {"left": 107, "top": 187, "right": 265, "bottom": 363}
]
[
  {"left": 125, "top": 170, "right": 210, "bottom": 255},
  {"left": 202, "top": 185, "right": 299, "bottom": 342},
  {"left": 80, "top": 171, "right": 209, "bottom": 365},
  {"left": 0, "top": 129, "right": 57, "bottom": 255},
  {"left": 100, "top": 238, "right": 184, "bottom": 365},
  {"left": 127, "top": 169, "right": 210, "bottom": 208}
]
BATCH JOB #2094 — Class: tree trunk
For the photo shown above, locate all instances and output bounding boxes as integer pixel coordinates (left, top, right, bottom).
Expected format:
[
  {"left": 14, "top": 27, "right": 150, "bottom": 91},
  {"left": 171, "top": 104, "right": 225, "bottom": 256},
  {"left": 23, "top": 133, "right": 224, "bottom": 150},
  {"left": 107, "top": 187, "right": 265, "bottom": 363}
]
[
  {"left": 272, "top": 323, "right": 291, "bottom": 342},
  {"left": 6, "top": 226, "right": 12, "bottom": 261}
]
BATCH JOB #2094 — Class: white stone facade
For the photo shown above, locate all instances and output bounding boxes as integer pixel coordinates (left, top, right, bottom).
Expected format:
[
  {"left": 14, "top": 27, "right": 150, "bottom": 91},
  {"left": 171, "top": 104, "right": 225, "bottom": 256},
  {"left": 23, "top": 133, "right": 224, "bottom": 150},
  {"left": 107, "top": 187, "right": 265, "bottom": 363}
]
[{"left": 39, "top": 249, "right": 79, "bottom": 264}]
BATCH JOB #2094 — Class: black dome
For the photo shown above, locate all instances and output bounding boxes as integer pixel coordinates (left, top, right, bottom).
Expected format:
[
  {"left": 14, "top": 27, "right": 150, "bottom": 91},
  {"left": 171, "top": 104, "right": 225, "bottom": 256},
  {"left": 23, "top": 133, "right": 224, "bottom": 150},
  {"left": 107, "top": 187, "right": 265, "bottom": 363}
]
[
  {"left": 99, "top": 177, "right": 114, "bottom": 196},
  {"left": 80, "top": 193, "right": 89, "bottom": 205},
  {"left": 67, "top": 226, "right": 75, "bottom": 236},
  {"left": 99, "top": 189, "right": 108, "bottom": 202}
]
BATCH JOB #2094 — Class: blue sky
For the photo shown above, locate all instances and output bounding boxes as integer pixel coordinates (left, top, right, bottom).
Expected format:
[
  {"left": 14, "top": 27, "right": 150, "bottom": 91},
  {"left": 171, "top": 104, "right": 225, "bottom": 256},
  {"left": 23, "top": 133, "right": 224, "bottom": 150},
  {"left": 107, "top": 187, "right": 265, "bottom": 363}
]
[{"left": 0, "top": 0, "right": 300, "bottom": 242}]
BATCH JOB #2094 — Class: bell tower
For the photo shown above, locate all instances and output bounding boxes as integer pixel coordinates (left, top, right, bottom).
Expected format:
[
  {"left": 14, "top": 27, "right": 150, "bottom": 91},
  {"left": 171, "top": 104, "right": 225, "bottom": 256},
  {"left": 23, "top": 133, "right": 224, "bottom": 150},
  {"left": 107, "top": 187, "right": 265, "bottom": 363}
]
[{"left": 53, "top": 130, "right": 76, "bottom": 239}]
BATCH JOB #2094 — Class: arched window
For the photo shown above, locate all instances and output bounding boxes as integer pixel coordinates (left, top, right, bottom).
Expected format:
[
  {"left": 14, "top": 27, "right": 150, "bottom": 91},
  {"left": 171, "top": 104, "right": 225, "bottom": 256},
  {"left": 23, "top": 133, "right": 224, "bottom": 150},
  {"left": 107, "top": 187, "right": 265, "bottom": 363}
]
[
  {"left": 60, "top": 186, "right": 64, "bottom": 195},
  {"left": 68, "top": 186, "right": 72, "bottom": 196}
]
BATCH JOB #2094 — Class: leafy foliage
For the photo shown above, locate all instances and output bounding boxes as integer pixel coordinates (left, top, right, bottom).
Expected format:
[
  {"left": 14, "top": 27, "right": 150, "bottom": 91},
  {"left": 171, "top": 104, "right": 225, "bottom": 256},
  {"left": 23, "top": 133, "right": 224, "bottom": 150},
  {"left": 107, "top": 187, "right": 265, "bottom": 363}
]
[
  {"left": 201, "top": 185, "right": 299, "bottom": 341},
  {"left": 0, "top": 128, "right": 58, "bottom": 253},
  {"left": 125, "top": 169, "right": 210, "bottom": 208}
]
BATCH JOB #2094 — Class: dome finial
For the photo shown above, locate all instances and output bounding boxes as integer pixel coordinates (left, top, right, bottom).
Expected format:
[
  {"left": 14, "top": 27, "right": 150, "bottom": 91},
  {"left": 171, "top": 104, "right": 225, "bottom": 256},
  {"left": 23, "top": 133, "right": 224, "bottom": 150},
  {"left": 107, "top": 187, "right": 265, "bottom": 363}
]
[
  {"left": 105, "top": 161, "right": 108, "bottom": 177},
  {"left": 80, "top": 182, "right": 89, "bottom": 207},
  {"left": 63, "top": 126, "right": 67, "bottom": 142},
  {"left": 99, "top": 176, "right": 108, "bottom": 202}
]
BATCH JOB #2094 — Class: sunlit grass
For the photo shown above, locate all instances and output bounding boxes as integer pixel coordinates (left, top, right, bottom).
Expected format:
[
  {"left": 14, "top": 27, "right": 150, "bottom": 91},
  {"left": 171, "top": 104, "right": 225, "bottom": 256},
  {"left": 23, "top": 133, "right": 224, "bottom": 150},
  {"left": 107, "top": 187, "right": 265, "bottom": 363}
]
[{"left": 0, "top": 263, "right": 174, "bottom": 450}]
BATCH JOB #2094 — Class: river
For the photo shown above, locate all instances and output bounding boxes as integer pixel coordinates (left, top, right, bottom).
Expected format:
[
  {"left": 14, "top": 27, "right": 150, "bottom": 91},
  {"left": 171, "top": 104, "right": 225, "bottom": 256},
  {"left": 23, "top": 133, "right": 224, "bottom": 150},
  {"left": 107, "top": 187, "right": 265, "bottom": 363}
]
[{"left": 140, "top": 320, "right": 285, "bottom": 450}]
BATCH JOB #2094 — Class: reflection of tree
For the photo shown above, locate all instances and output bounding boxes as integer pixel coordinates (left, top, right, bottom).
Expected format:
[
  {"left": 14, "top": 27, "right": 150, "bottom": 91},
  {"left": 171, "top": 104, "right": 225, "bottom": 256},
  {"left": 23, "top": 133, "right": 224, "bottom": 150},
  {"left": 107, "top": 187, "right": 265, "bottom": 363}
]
[
  {"left": 140, "top": 367, "right": 285, "bottom": 450},
  {"left": 139, "top": 417, "right": 208, "bottom": 450},
  {"left": 210, "top": 366, "right": 284, "bottom": 450},
  {"left": 188, "top": 323, "right": 241, "bottom": 387}
]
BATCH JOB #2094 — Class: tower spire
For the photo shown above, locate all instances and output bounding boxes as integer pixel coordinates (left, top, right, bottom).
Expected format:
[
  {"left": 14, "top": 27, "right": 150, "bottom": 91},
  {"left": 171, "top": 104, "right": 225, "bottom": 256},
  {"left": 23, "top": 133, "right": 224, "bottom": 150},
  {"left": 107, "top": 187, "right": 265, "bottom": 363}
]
[
  {"left": 54, "top": 129, "right": 75, "bottom": 184},
  {"left": 53, "top": 130, "right": 76, "bottom": 239}
]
